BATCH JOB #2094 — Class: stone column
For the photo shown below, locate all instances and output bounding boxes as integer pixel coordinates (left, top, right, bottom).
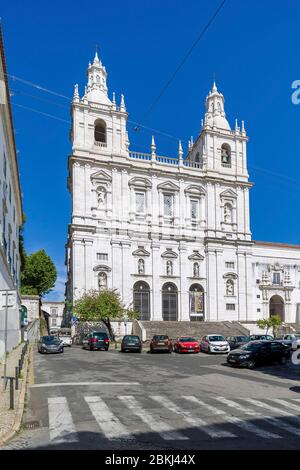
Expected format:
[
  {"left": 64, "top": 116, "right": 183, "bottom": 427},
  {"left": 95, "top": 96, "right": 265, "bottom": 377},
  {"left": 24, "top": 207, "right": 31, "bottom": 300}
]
[
  {"left": 111, "top": 240, "right": 121, "bottom": 291},
  {"left": 121, "top": 241, "right": 131, "bottom": 306},
  {"left": 151, "top": 242, "right": 162, "bottom": 320},
  {"left": 179, "top": 243, "right": 189, "bottom": 321}
]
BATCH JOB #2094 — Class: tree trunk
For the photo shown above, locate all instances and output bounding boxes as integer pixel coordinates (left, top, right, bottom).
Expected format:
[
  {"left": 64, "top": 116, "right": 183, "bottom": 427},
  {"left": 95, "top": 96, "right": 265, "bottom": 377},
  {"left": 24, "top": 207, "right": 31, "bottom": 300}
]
[{"left": 102, "top": 318, "right": 115, "bottom": 341}]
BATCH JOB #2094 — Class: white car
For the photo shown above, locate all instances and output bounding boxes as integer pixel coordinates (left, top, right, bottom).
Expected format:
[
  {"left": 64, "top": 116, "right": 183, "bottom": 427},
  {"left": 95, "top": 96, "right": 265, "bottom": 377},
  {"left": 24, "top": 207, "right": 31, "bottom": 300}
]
[
  {"left": 200, "top": 334, "right": 230, "bottom": 354},
  {"left": 59, "top": 335, "right": 72, "bottom": 347},
  {"left": 291, "top": 334, "right": 300, "bottom": 350}
]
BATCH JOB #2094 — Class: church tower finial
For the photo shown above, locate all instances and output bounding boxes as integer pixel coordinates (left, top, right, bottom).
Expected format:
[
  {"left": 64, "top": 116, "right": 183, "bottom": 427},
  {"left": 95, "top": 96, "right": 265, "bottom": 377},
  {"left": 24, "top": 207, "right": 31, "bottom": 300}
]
[
  {"left": 85, "top": 50, "right": 111, "bottom": 105},
  {"left": 204, "top": 82, "right": 230, "bottom": 131}
]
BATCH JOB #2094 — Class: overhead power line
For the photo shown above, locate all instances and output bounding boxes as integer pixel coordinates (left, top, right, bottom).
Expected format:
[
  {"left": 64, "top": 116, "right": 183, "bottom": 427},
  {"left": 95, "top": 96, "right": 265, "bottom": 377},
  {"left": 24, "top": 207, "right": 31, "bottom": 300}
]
[{"left": 135, "top": 0, "right": 228, "bottom": 129}]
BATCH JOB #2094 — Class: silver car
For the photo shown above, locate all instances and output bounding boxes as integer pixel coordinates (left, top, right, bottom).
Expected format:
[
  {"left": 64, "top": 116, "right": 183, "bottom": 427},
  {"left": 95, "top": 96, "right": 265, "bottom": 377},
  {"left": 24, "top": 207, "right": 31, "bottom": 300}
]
[{"left": 200, "top": 334, "right": 230, "bottom": 354}]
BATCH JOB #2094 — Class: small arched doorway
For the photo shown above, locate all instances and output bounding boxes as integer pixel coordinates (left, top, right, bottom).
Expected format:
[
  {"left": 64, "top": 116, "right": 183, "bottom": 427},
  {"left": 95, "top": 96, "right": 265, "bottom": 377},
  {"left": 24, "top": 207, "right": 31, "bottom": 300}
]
[
  {"left": 133, "top": 281, "right": 150, "bottom": 321},
  {"left": 269, "top": 295, "right": 285, "bottom": 321},
  {"left": 162, "top": 282, "right": 178, "bottom": 321},
  {"left": 189, "top": 284, "right": 205, "bottom": 321}
]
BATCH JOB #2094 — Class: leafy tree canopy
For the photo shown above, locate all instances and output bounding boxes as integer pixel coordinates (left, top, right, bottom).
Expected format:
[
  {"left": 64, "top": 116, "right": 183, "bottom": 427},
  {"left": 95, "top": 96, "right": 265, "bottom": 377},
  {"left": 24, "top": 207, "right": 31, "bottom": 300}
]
[
  {"left": 21, "top": 249, "right": 57, "bottom": 297},
  {"left": 73, "top": 289, "right": 139, "bottom": 339},
  {"left": 257, "top": 315, "right": 282, "bottom": 336}
]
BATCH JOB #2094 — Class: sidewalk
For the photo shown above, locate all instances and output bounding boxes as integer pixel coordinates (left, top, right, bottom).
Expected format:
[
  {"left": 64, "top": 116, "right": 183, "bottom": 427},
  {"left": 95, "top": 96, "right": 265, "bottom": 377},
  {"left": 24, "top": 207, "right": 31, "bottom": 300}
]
[{"left": 0, "top": 342, "right": 32, "bottom": 445}]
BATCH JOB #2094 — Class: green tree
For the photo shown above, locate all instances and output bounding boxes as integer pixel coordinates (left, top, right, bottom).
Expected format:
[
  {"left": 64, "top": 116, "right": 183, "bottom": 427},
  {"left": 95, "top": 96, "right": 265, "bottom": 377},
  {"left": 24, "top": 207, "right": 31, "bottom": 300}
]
[
  {"left": 21, "top": 249, "right": 57, "bottom": 296},
  {"left": 256, "top": 315, "right": 282, "bottom": 337},
  {"left": 73, "top": 289, "right": 139, "bottom": 339}
]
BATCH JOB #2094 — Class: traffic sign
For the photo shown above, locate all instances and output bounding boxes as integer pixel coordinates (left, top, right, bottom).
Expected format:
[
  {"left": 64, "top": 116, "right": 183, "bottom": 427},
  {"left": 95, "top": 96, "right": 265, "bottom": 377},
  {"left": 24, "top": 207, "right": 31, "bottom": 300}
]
[{"left": 0, "top": 290, "right": 17, "bottom": 310}]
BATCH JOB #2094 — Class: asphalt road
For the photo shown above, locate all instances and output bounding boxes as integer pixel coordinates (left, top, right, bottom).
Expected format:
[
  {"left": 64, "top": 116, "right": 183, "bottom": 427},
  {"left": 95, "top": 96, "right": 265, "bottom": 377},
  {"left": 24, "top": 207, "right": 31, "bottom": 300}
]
[{"left": 3, "top": 345, "right": 300, "bottom": 450}]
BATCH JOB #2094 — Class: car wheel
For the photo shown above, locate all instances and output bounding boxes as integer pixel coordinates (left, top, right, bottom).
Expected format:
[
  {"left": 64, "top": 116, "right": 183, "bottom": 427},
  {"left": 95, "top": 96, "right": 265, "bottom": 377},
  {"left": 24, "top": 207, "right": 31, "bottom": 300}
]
[
  {"left": 105, "top": 347, "right": 109, "bottom": 351},
  {"left": 280, "top": 356, "right": 287, "bottom": 365},
  {"left": 247, "top": 360, "right": 256, "bottom": 369},
  {"left": 89, "top": 346, "right": 94, "bottom": 351},
  {"left": 60, "top": 349, "right": 64, "bottom": 354},
  {"left": 207, "top": 346, "right": 211, "bottom": 354}
]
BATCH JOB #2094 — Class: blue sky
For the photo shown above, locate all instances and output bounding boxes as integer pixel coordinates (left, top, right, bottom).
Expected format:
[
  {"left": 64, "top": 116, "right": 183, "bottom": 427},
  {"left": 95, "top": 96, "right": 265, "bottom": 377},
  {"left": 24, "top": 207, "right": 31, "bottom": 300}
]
[{"left": 2, "top": 0, "right": 300, "bottom": 300}]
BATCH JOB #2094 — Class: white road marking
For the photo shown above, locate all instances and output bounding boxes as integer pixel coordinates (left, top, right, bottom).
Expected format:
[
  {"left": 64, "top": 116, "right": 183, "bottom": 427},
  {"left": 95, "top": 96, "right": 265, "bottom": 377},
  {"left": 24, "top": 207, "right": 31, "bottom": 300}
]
[
  {"left": 84, "top": 396, "right": 135, "bottom": 440},
  {"left": 215, "top": 396, "right": 300, "bottom": 437},
  {"left": 32, "top": 382, "right": 140, "bottom": 388},
  {"left": 119, "top": 395, "right": 188, "bottom": 441},
  {"left": 151, "top": 395, "right": 235, "bottom": 439},
  {"left": 183, "top": 396, "right": 280, "bottom": 439},
  {"left": 270, "top": 398, "right": 300, "bottom": 413},
  {"left": 48, "top": 397, "right": 78, "bottom": 443},
  {"left": 245, "top": 397, "right": 300, "bottom": 427}
]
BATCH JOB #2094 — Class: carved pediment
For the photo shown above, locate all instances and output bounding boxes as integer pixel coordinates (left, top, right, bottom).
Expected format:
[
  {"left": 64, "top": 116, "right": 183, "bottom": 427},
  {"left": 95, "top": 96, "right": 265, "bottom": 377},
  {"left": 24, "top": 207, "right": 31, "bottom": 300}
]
[
  {"left": 132, "top": 247, "right": 150, "bottom": 257},
  {"left": 185, "top": 185, "right": 206, "bottom": 196},
  {"left": 90, "top": 170, "right": 112, "bottom": 185},
  {"left": 188, "top": 250, "right": 204, "bottom": 261},
  {"left": 161, "top": 248, "right": 178, "bottom": 259},
  {"left": 223, "top": 272, "right": 238, "bottom": 279},
  {"left": 220, "top": 189, "right": 237, "bottom": 199},
  {"left": 157, "top": 181, "right": 180, "bottom": 192},
  {"left": 128, "top": 177, "right": 152, "bottom": 189},
  {"left": 93, "top": 264, "right": 111, "bottom": 272}
]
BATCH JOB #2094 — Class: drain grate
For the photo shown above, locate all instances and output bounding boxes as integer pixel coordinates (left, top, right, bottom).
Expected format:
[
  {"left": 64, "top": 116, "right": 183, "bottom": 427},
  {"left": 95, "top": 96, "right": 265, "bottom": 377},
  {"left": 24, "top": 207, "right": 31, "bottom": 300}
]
[{"left": 23, "top": 420, "right": 40, "bottom": 429}]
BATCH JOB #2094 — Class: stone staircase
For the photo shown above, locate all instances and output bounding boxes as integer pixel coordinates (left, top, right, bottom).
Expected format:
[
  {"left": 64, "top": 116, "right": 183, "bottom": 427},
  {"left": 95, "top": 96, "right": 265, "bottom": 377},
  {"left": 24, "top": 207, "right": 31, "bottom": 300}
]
[
  {"left": 277, "top": 323, "right": 300, "bottom": 334},
  {"left": 133, "top": 320, "right": 249, "bottom": 343}
]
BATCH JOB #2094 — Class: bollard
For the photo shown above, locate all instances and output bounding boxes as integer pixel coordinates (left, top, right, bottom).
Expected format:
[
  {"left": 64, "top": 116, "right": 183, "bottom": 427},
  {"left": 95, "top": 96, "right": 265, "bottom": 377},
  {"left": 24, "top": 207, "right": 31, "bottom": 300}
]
[
  {"left": 9, "top": 377, "right": 14, "bottom": 409},
  {"left": 15, "top": 367, "right": 19, "bottom": 390}
]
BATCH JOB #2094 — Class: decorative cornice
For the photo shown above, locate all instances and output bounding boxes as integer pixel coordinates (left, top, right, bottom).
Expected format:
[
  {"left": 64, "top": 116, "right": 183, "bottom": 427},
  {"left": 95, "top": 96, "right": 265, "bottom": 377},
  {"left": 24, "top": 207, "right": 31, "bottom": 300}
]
[
  {"left": 157, "top": 181, "right": 180, "bottom": 192},
  {"left": 132, "top": 247, "right": 151, "bottom": 257},
  {"left": 128, "top": 176, "right": 152, "bottom": 189},
  {"left": 93, "top": 264, "right": 111, "bottom": 272},
  {"left": 161, "top": 249, "right": 178, "bottom": 259},
  {"left": 188, "top": 250, "right": 204, "bottom": 261}
]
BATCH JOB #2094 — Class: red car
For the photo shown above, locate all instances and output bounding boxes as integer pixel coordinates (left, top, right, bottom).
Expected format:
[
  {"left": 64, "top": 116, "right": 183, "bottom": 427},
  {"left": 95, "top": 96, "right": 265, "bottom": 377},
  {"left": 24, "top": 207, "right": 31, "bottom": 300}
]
[{"left": 173, "top": 336, "right": 200, "bottom": 354}]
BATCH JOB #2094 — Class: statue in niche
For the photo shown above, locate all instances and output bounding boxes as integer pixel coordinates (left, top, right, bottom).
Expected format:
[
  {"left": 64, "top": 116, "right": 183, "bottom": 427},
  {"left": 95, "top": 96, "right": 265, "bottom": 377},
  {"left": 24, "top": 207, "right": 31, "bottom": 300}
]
[
  {"left": 98, "top": 272, "right": 107, "bottom": 291},
  {"left": 97, "top": 187, "right": 106, "bottom": 207},
  {"left": 193, "top": 262, "right": 199, "bottom": 277},
  {"left": 138, "top": 259, "right": 145, "bottom": 275},
  {"left": 166, "top": 260, "right": 173, "bottom": 276},
  {"left": 224, "top": 204, "right": 232, "bottom": 224},
  {"left": 226, "top": 279, "right": 234, "bottom": 296}
]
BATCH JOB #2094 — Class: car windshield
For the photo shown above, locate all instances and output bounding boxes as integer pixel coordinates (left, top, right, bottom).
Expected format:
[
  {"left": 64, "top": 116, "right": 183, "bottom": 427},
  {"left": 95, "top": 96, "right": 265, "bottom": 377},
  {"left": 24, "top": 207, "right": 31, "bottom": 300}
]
[
  {"left": 42, "top": 336, "right": 60, "bottom": 344},
  {"left": 124, "top": 336, "right": 140, "bottom": 343},
  {"left": 209, "top": 336, "right": 225, "bottom": 342},
  {"left": 236, "top": 336, "right": 250, "bottom": 342},
  {"left": 240, "top": 342, "right": 263, "bottom": 351},
  {"left": 93, "top": 332, "right": 108, "bottom": 338},
  {"left": 153, "top": 335, "right": 168, "bottom": 341},
  {"left": 179, "top": 337, "right": 196, "bottom": 342}
]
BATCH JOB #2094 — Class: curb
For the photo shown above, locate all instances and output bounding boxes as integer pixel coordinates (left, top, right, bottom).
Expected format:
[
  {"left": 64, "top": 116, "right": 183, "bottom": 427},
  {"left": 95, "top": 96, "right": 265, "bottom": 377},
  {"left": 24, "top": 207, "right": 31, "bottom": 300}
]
[{"left": 0, "top": 344, "right": 32, "bottom": 447}]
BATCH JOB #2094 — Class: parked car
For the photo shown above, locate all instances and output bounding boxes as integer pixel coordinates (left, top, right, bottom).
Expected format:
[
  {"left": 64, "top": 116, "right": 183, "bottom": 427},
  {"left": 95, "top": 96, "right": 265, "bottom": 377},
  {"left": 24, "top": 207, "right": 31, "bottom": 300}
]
[
  {"left": 121, "top": 335, "right": 142, "bottom": 353},
  {"left": 200, "top": 335, "right": 230, "bottom": 354},
  {"left": 173, "top": 337, "right": 200, "bottom": 354},
  {"left": 150, "top": 335, "right": 172, "bottom": 353},
  {"left": 249, "top": 334, "right": 274, "bottom": 341},
  {"left": 38, "top": 335, "right": 64, "bottom": 354},
  {"left": 275, "top": 334, "right": 300, "bottom": 350},
  {"left": 227, "top": 340, "right": 290, "bottom": 369},
  {"left": 82, "top": 331, "right": 110, "bottom": 351},
  {"left": 226, "top": 335, "right": 250, "bottom": 350},
  {"left": 57, "top": 328, "right": 72, "bottom": 347}
]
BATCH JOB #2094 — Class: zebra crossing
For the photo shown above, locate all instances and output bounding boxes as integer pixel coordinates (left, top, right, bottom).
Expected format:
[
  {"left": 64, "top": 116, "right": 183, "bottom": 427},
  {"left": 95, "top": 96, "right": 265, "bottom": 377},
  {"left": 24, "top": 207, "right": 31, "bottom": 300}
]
[{"left": 46, "top": 393, "right": 300, "bottom": 445}]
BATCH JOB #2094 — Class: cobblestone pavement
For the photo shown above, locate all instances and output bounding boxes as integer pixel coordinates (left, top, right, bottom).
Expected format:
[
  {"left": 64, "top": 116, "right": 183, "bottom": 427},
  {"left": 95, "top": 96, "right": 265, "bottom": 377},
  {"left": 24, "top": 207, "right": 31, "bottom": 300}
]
[{"left": 0, "top": 343, "right": 28, "bottom": 442}]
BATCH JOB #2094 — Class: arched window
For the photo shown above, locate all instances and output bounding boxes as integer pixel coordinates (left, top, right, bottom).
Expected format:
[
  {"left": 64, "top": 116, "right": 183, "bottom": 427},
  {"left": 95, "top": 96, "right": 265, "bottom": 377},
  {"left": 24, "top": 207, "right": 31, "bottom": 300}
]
[
  {"left": 138, "top": 259, "right": 145, "bottom": 274},
  {"left": 221, "top": 143, "right": 231, "bottom": 167},
  {"left": 224, "top": 203, "right": 233, "bottom": 224},
  {"left": 189, "top": 284, "right": 204, "bottom": 321},
  {"left": 94, "top": 119, "right": 106, "bottom": 143},
  {"left": 162, "top": 282, "right": 178, "bottom": 321},
  {"left": 166, "top": 260, "right": 173, "bottom": 276},
  {"left": 98, "top": 272, "right": 107, "bottom": 291},
  {"left": 133, "top": 281, "right": 150, "bottom": 320},
  {"left": 226, "top": 279, "right": 234, "bottom": 296}
]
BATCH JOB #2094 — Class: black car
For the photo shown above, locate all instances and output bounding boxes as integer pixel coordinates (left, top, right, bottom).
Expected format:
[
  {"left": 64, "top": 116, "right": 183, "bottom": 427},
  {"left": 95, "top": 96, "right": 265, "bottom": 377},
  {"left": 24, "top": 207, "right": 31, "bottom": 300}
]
[
  {"left": 227, "top": 340, "right": 290, "bottom": 369},
  {"left": 38, "top": 335, "right": 64, "bottom": 354},
  {"left": 121, "top": 335, "right": 142, "bottom": 353},
  {"left": 226, "top": 335, "right": 250, "bottom": 350}
]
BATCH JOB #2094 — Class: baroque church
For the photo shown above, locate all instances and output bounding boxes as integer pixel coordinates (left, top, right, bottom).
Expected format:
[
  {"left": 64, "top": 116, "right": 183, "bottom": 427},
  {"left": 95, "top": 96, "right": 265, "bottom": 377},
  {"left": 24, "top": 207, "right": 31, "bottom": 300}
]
[{"left": 65, "top": 51, "right": 300, "bottom": 325}]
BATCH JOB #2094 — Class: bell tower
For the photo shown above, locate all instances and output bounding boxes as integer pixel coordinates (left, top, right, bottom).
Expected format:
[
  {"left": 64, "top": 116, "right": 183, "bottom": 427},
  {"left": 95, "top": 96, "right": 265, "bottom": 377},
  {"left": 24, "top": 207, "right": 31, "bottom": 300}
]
[{"left": 70, "top": 51, "right": 129, "bottom": 157}]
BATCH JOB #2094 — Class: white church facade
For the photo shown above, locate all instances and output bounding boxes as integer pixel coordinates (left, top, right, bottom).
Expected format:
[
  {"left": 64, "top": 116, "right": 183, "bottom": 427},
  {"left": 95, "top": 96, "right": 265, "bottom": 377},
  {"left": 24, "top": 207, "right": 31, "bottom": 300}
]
[{"left": 65, "top": 52, "right": 300, "bottom": 325}]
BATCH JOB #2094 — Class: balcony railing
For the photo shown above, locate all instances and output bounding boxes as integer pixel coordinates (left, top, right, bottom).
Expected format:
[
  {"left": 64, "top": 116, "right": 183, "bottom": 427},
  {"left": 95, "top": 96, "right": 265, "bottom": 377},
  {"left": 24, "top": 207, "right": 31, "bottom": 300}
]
[
  {"left": 221, "top": 162, "right": 232, "bottom": 168},
  {"left": 129, "top": 151, "right": 151, "bottom": 161},
  {"left": 94, "top": 141, "right": 107, "bottom": 148}
]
